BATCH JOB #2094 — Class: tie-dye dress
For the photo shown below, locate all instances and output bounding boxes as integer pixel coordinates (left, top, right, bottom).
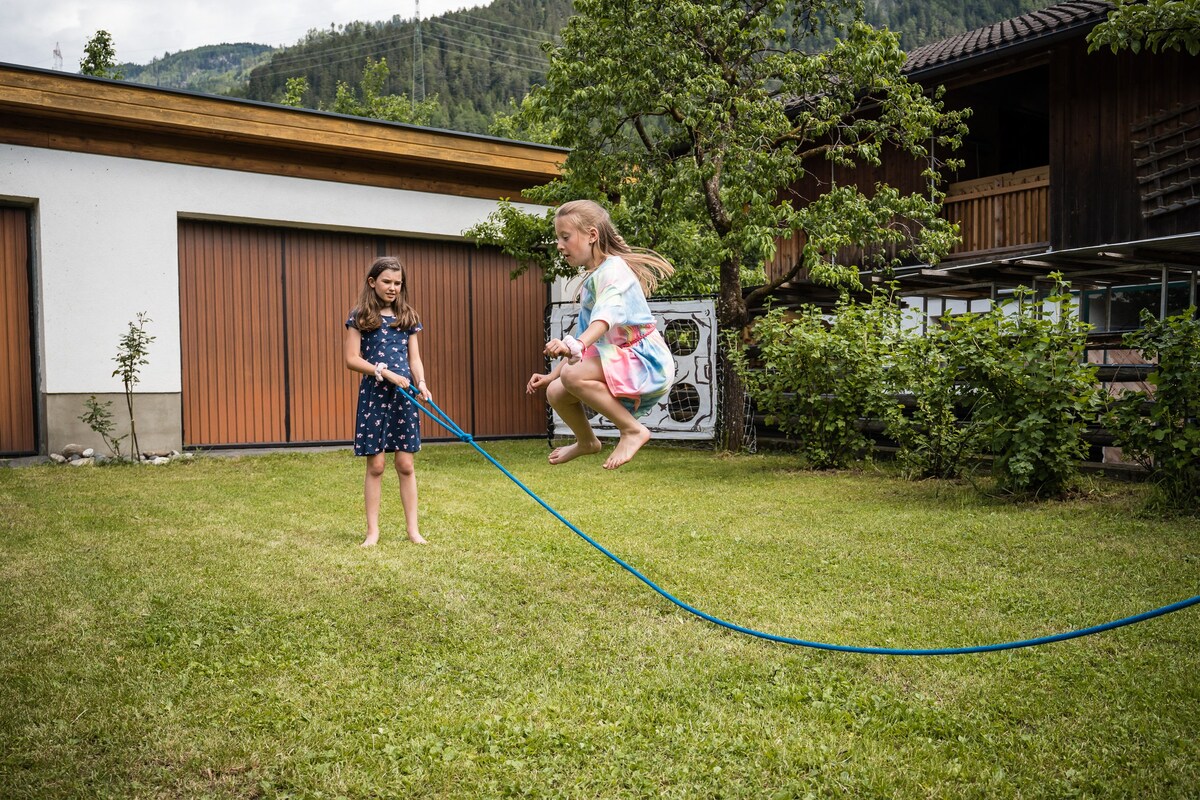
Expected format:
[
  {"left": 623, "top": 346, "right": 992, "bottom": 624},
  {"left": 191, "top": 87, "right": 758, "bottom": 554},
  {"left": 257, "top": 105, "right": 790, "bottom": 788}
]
[{"left": 577, "top": 255, "right": 675, "bottom": 417}]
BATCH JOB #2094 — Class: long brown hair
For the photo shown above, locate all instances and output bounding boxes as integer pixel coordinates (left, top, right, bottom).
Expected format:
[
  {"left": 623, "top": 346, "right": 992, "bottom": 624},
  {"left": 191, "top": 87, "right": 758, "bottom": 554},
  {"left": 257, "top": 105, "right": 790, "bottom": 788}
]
[
  {"left": 353, "top": 256, "right": 421, "bottom": 331},
  {"left": 555, "top": 199, "right": 674, "bottom": 296}
]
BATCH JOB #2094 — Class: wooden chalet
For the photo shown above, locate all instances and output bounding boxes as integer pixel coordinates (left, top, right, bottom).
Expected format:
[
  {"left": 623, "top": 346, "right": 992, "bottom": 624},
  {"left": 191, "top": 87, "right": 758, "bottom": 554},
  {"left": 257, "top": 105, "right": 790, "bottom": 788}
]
[{"left": 767, "top": 0, "right": 1200, "bottom": 332}]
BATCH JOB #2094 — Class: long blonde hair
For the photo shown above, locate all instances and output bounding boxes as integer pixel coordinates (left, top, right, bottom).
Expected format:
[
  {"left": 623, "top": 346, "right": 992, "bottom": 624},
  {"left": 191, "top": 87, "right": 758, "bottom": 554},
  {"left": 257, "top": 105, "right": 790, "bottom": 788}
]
[
  {"left": 555, "top": 200, "right": 674, "bottom": 296},
  {"left": 353, "top": 256, "right": 421, "bottom": 331}
]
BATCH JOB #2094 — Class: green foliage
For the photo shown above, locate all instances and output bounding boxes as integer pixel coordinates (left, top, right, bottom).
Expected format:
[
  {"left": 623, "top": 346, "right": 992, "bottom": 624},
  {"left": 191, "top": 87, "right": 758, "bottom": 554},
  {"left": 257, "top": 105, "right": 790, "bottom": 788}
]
[
  {"left": 244, "top": 1, "right": 573, "bottom": 135},
  {"left": 79, "top": 30, "right": 124, "bottom": 80},
  {"left": 1087, "top": 0, "right": 1200, "bottom": 56},
  {"left": 328, "top": 57, "right": 441, "bottom": 125},
  {"left": 863, "top": 0, "right": 1052, "bottom": 50},
  {"left": 113, "top": 312, "right": 155, "bottom": 461},
  {"left": 1105, "top": 308, "right": 1200, "bottom": 513},
  {"left": 488, "top": 95, "right": 560, "bottom": 145},
  {"left": 120, "top": 43, "right": 274, "bottom": 94},
  {"left": 733, "top": 291, "right": 901, "bottom": 469},
  {"left": 940, "top": 277, "right": 1099, "bottom": 498},
  {"left": 77, "top": 396, "right": 127, "bottom": 459},
  {"left": 281, "top": 76, "right": 309, "bottom": 107},
  {"left": 112, "top": 2, "right": 1067, "bottom": 135},
  {"left": 885, "top": 324, "right": 989, "bottom": 479},
  {"left": 470, "top": 1, "right": 968, "bottom": 317}
]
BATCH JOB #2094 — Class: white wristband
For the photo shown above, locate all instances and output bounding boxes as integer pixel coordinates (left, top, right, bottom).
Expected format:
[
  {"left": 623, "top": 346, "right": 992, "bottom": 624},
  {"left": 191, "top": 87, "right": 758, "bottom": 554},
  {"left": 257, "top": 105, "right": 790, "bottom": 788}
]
[
  {"left": 562, "top": 335, "right": 584, "bottom": 364},
  {"left": 374, "top": 362, "right": 387, "bottom": 381}
]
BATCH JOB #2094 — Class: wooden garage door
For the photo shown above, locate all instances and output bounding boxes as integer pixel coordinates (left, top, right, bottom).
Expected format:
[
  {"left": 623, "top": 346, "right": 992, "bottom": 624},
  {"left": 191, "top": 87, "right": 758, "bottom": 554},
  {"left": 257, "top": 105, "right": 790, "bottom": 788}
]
[
  {"left": 0, "top": 207, "right": 35, "bottom": 456},
  {"left": 179, "top": 221, "right": 546, "bottom": 448}
]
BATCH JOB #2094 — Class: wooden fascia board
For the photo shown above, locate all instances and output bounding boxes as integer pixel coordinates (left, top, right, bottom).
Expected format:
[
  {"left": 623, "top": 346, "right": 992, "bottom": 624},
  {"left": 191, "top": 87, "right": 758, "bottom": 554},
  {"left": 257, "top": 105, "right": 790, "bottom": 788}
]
[{"left": 0, "top": 66, "right": 565, "bottom": 188}]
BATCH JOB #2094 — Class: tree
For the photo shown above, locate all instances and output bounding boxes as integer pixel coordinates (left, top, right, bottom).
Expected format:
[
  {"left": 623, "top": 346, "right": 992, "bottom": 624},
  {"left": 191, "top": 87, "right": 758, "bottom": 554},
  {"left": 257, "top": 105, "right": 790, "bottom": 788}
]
[
  {"left": 467, "top": 0, "right": 967, "bottom": 450},
  {"left": 113, "top": 312, "right": 155, "bottom": 461},
  {"left": 281, "top": 76, "right": 310, "bottom": 107},
  {"left": 329, "top": 57, "right": 441, "bottom": 125},
  {"left": 1087, "top": 0, "right": 1200, "bottom": 55},
  {"left": 79, "top": 30, "right": 125, "bottom": 80}
]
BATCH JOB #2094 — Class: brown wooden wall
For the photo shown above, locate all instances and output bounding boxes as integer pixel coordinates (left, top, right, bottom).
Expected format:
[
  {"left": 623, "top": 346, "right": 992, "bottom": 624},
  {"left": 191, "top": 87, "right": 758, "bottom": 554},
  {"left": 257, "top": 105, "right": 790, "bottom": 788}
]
[
  {"left": 179, "top": 221, "right": 547, "bottom": 448},
  {"left": 0, "top": 206, "right": 36, "bottom": 456},
  {"left": 1050, "top": 46, "right": 1200, "bottom": 249}
]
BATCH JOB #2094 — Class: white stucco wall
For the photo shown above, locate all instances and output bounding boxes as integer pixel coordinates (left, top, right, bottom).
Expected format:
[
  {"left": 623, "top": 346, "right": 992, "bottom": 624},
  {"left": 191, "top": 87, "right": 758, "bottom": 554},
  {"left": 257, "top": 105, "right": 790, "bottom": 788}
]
[{"left": 1, "top": 143, "right": 545, "bottom": 395}]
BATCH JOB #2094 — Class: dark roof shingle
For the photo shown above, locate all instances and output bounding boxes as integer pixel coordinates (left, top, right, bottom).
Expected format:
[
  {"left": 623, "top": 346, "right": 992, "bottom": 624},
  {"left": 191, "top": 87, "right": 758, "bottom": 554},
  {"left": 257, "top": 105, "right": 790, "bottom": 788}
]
[{"left": 904, "top": 1, "right": 1114, "bottom": 74}]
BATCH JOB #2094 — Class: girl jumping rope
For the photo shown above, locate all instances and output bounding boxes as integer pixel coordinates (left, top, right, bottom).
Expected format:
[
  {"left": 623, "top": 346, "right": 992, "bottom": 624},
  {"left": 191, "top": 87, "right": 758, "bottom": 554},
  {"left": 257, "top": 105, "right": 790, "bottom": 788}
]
[
  {"left": 344, "top": 256, "right": 433, "bottom": 546},
  {"left": 527, "top": 200, "right": 676, "bottom": 470}
]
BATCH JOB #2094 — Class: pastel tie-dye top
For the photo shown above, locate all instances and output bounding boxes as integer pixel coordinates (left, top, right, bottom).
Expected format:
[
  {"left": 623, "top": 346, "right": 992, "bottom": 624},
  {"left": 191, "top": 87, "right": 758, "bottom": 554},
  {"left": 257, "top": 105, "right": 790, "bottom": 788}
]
[{"left": 577, "top": 255, "right": 675, "bottom": 417}]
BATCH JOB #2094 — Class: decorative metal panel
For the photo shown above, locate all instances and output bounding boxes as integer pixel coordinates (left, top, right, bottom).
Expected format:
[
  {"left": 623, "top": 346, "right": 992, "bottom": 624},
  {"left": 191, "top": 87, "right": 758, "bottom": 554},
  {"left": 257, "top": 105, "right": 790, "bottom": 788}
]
[{"left": 547, "top": 298, "right": 717, "bottom": 441}]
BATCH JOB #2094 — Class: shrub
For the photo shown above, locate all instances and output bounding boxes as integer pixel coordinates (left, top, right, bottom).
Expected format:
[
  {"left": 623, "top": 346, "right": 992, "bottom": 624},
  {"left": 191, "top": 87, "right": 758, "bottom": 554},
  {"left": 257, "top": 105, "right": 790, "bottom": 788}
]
[
  {"left": 78, "top": 395, "right": 127, "bottom": 458},
  {"left": 734, "top": 291, "right": 900, "bottom": 469},
  {"left": 941, "top": 276, "right": 1098, "bottom": 497},
  {"left": 885, "top": 325, "right": 988, "bottom": 479},
  {"left": 1104, "top": 308, "right": 1200, "bottom": 513}
]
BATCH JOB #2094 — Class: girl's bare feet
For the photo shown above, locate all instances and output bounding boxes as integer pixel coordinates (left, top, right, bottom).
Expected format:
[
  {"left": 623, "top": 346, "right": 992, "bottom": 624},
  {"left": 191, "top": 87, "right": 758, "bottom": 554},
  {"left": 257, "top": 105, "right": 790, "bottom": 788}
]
[
  {"left": 360, "top": 531, "right": 380, "bottom": 548},
  {"left": 407, "top": 531, "right": 428, "bottom": 545},
  {"left": 548, "top": 437, "right": 603, "bottom": 465},
  {"left": 603, "top": 425, "right": 651, "bottom": 470}
]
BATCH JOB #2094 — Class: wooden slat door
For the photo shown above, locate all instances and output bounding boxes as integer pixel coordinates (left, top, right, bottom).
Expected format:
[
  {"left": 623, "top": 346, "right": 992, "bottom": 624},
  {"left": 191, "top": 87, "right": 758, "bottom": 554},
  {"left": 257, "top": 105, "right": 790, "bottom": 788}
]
[
  {"left": 179, "top": 222, "right": 287, "bottom": 446},
  {"left": 284, "top": 231, "right": 378, "bottom": 444},
  {"left": 382, "top": 237, "right": 474, "bottom": 440},
  {"left": 180, "top": 221, "right": 547, "bottom": 448},
  {"left": 0, "top": 207, "right": 35, "bottom": 456},
  {"left": 470, "top": 246, "right": 547, "bottom": 437}
]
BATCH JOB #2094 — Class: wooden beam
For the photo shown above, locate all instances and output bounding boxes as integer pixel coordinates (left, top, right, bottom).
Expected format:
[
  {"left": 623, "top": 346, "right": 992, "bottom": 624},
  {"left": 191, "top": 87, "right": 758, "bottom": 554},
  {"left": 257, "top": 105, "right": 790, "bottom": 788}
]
[{"left": 0, "top": 65, "right": 566, "bottom": 199}]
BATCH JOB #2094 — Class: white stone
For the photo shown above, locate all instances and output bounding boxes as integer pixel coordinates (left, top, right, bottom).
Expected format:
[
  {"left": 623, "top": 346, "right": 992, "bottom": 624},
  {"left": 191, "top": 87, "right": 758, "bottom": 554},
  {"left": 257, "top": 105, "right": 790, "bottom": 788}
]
[
  {"left": 82, "top": 448, "right": 95, "bottom": 458},
  {"left": 150, "top": 457, "right": 171, "bottom": 466},
  {"left": 70, "top": 457, "right": 95, "bottom": 467},
  {"left": 49, "top": 453, "right": 67, "bottom": 464}
]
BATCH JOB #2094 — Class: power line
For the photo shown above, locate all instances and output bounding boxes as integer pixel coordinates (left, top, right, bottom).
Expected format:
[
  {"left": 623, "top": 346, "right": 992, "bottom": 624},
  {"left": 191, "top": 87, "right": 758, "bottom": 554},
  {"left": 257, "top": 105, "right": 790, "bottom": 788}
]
[
  {"left": 422, "top": 30, "right": 549, "bottom": 71},
  {"left": 434, "top": 15, "right": 560, "bottom": 48}
]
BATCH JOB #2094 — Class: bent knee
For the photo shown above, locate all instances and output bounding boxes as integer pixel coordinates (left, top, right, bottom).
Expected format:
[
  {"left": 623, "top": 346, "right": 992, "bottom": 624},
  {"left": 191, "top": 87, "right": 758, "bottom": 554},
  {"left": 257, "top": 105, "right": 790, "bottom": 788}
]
[{"left": 558, "top": 361, "right": 598, "bottom": 391}]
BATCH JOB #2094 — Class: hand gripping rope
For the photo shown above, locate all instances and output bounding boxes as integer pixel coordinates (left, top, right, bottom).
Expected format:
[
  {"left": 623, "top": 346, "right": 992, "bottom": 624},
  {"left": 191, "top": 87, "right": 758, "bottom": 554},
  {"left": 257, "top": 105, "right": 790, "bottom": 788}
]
[{"left": 400, "top": 387, "right": 1200, "bottom": 656}]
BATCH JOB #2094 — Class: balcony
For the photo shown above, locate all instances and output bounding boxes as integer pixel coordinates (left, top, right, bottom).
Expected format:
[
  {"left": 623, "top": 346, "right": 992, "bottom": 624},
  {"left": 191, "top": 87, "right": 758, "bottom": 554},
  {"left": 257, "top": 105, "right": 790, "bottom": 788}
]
[{"left": 942, "top": 165, "right": 1049, "bottom": 258}]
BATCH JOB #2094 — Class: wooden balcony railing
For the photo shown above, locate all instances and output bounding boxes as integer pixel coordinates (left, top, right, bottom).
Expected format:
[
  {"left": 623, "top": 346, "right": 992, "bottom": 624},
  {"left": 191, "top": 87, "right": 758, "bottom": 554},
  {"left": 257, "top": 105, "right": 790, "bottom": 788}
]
[
  {"left": 942, "top": 165, "right": 1050, "bottom": 256},
  {"left": 761, "top": 165, "right": 1052, "bottom": 283}
]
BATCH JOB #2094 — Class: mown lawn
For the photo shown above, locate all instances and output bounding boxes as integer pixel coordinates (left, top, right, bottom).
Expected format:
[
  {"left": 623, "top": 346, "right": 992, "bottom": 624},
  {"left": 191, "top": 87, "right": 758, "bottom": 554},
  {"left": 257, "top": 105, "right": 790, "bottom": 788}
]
[{"left": 1, "top": 441, "right": 1197, "bottom": 798}]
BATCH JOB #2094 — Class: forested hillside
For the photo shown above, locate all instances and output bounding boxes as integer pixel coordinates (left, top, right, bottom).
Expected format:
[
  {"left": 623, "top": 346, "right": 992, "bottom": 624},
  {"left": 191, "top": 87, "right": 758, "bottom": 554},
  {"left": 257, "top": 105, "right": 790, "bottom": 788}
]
[
  {"left": 121, "top": 44, "right": 274, "bottom": 96},
  {"left": 118, "top": 0, "right": 1063, "bottom": 134},
  {"left": 872, "top": 0, "right": 1057, "bottom": 46},
  {"left": 245, "top": 0, "right": 572, "bottom": 133}
]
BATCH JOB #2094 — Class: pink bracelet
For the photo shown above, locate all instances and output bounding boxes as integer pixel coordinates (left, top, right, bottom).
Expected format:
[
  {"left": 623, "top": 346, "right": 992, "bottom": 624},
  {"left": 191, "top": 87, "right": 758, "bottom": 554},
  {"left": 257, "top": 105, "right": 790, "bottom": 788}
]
[{"left": 374, "top": 362, "right": 387, "bottom": 381}]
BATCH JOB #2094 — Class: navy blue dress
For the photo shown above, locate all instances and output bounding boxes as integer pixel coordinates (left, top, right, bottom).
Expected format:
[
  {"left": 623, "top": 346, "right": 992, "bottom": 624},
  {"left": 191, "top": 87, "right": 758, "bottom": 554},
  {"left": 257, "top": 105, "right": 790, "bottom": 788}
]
[{"left": 346, "top": 312, "right": 423, "bottom": 456}]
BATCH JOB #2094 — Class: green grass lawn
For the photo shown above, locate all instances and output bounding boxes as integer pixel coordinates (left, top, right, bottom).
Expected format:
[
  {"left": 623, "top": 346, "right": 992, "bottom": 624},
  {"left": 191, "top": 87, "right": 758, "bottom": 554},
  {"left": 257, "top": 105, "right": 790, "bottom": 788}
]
[{"left": 2, "top": 441, "right": 1198, "bottom": 798}]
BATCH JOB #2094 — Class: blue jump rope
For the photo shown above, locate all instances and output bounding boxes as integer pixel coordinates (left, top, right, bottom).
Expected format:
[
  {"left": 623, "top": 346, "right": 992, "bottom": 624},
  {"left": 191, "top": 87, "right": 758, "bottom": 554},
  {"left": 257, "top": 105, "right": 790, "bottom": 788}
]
[{"left": 400, "top": 386, "right": 1200, "bottom": 656}]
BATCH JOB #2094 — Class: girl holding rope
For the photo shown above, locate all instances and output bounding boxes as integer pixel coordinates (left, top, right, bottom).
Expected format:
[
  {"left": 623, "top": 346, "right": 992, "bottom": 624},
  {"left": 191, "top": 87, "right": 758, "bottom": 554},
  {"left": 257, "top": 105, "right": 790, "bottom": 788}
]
[{"left": 344, "top": 256, "right": 433, "bottom": 546}]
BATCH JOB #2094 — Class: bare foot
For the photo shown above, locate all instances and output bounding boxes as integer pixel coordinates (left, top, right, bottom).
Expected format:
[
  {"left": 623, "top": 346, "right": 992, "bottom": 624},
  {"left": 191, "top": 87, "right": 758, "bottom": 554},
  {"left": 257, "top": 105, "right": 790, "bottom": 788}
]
[
  {"left": 360, "top": 531, "right": 380, "bottom": 548},
  {"left": 407, "top": 531, "right": 428, "bottom": 545},
  {"left": 548, "top": 437, "right": 602, "bottom": 465},
  {"left": 603, "top": 425, "right": 651, "bottom": 470}
]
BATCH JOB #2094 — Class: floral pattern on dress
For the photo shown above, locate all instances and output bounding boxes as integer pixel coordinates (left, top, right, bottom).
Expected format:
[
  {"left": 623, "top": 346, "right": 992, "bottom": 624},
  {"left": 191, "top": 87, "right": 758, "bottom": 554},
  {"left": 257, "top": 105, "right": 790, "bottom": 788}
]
[{"left": 346, "top": 312, "right": 423, "bottom": 456}]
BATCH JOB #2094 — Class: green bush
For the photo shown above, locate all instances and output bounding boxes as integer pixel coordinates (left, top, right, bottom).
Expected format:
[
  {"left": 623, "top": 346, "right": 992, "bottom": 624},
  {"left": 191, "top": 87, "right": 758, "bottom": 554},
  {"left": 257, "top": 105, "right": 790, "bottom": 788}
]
[
  {"left": 941, "top": 276, "right": 1098, "bottom": 497},
  {"left": 885, "top": 325, "right": 988, "bottom": 479},
  {"left": 1105, "top": 308, "right": 1200, "bottom": 513},
  {"left": 734, "top": 291, "right": 900, "bottom": 469}
]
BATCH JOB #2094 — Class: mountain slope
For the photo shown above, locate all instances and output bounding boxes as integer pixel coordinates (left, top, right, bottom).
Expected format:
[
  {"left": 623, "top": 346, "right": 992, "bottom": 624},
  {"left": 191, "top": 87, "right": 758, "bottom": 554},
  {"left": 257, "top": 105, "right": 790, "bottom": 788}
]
[
  {"left": 114, "top": 0, "right": 1064, "bottom": 134},
  {"left": 121, "top": 43, "right": 274, "bottom": 96}
]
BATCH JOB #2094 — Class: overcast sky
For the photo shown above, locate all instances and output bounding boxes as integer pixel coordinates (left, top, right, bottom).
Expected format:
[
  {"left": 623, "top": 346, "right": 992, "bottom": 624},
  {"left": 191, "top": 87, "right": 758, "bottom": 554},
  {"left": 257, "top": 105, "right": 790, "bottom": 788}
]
[{"left": 0, "top": 0, "right": 485, "bottom": 71}]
